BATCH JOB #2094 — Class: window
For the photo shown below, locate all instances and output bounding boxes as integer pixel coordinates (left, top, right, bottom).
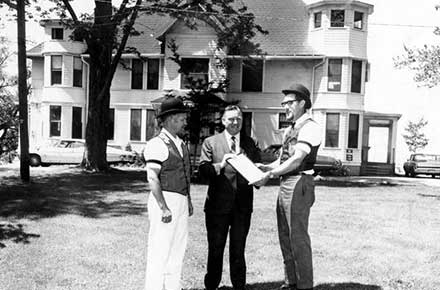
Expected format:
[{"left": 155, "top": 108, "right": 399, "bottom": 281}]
[
  {"left": 72, "top": 107, "right": 82, "bottom": 139},
  {"left": 130, "top": 109, "right": 142, "bottom": 141},
  {"left": 278, "top": 113, "right": 291, "bottom": 129},
  {"left": 328, "top": 59, "right": 342, "bottom": 91},
  {"left": 325, "top": 113, "right": 339, "bottom": 147},
  {"left": 51, "top": 28, "right": 64, "bottom": 40},
  {"left": 314, "top": 12, "right": 322, "bottom": 28},
  {"left": 242, "top": 59, "right": 263, "bottom": 92},
  {"left": 351, "top": 60, "right": 362, "bottom": 93},
  {"left": 181, "top": 58, "right": 209, "bottom": 89},
  {"left": 73, "top": 57, "right": 82, "bottom": 87},
  {"left": 107, "top": 108, "right": 115, "bottom": 140},
  {"left": 51, "top": 55, "right": 62, "bottom": 85},
  {"left": 365, "top": 62, "right": 370, "bottom": 82},
  {"left": 50, "top": 105, "right": 62, "bottom": 137},
  {"left": 242, "top": 112, "right": 252, "bottom": 137},
  {"left": 330, "top": 10, "right": 345, "bottom": 27},
  {"left": 147, "top": 59, "right": 159, "bottom": 90},
  {"left": 348, "top": 114, "right": 359, "bottom": 148},
  {"left": 145, "top": 109, "right": 156, "bottom": 141},
  {"left": 354, "top": 11, "right": 364, "bottom": 29},
  {"left": 131, "top": 59, "right": 143, "bottom": 89}
]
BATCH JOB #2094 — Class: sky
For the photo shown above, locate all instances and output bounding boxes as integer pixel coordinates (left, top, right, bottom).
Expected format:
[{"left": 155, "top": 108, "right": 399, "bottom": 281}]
[{"left": 1, "top": 0, "right": 439, "bottom": 166}]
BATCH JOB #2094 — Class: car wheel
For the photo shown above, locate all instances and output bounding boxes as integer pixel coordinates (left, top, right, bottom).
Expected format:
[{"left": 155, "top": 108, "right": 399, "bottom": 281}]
[
  {"left": 404, "top": 171, "right": 409, "bottom": 177},
  {"left": 29, "top": 154, "right": 41, "bottom": 167}
]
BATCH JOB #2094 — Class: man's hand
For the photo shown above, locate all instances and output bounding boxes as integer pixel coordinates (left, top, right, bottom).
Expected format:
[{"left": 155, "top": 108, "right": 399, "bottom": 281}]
[
  {"left": 255, "top": 163, "right": 273, "bottom": 172},
  {"left": 161, "top": 208, "right": 172, "bottom": 223},
  {"left": 250, "top": 171, "right": 271, "bottom": 187},
  {"left": 188, "top": 199, "right": 194, "bottom": 217}
]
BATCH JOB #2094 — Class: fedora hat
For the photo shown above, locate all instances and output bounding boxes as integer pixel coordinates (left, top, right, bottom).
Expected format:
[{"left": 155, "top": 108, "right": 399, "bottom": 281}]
[
  {"left": 281, "top": 83, "right": 312, "bottom": 109},
  {"left": 156, "top": 97, "right": 189, "bottom": 118}
]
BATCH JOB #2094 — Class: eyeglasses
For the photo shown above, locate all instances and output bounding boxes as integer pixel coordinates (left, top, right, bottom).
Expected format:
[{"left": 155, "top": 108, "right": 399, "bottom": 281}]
[{"left": 281, "top": 99, "right": 301, "bottom": 107}]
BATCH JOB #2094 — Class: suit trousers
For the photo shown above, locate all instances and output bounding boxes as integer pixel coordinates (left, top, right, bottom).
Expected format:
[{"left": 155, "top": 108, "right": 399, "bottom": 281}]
[
  {"left": 204, "top": 209, "right": 252, "bottom": 290},
  {"left": 145, "top": 192, "right": 189, "bottom": 290},
  {"left": 277, "top": 175, "right": 315, "bottom": 289}
]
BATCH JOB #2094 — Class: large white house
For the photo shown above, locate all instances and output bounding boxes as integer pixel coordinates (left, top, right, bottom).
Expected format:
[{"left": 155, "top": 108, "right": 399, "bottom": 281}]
[{"left": 27, "top": 0, "right": 400, "bottom": 175}]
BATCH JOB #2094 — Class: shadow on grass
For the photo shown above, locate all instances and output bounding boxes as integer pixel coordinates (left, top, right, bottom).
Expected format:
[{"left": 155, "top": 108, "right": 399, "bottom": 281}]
[
  {"left": 188, "top": 281, "right": 382, "bottom": 290},
  {"left": 315, "top": 179, "right": 400, "bottom": 188},
  {"left": 0, "top": 167, "right": 148, "bottom": 220},
  {"left": 0, "top": 222, "right": 40, "bottom": 248}
]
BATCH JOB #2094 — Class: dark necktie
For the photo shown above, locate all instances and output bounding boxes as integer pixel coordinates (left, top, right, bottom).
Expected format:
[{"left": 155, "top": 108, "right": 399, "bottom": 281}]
[{"left": 231, "top": 136, "right": 236, "bottom": 153}]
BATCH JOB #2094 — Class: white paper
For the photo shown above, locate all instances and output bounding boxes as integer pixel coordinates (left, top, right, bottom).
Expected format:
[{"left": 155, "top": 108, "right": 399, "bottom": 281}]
[{"left": 226, "top": 153, "right": 264, "bottom": 184}]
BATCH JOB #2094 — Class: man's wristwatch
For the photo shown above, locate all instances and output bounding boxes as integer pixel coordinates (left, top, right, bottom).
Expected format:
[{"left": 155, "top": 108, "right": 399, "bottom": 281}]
[{"left": 269, "top": 171, "right": 277, "bottom": 179}]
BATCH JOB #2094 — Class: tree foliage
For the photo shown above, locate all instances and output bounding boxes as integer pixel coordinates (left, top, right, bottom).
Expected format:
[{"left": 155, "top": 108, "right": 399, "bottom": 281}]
[
  {"left": 402, "top": 118, "right": 429, "bottom": 153},
  {"left": 394, "top": 44, "right": 440, "bottom": 88},
  {"left": 0, "top": 35, "right": 19, "bottom": 162}
]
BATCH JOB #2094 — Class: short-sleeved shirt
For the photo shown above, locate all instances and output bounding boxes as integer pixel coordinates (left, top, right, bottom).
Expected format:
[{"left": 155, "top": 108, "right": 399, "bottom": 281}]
[{"left": 144, "top": 128, "right": 184, "bottom": 162}]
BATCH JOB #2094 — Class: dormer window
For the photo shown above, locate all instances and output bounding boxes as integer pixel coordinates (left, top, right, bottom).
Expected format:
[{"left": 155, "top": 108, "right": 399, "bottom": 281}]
[
  {"left": 180, "top": 58, "right": 209, "bottom": 89},
  {"left": 51, "top": 28, "right": 64, "bottom": 40},
  {"left": 354, "top": 11, "right": 364, "bottom": 29},
  {"left": 314, "top": 12, "right": 322, "bottom": 28},
  {"left": 330, "top": 10, "right": 345, "bottom": 27}
]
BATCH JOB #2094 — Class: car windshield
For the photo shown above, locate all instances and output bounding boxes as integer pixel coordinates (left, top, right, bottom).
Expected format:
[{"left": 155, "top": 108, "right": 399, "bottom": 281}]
[{"left": 413, "top": 154, "right": 439, "bottom": 162}]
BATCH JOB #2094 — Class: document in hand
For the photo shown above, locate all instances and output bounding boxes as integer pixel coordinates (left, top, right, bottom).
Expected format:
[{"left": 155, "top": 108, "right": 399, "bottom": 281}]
[{"left": 226, "top": 153, "right": 265, "bottom": 184}]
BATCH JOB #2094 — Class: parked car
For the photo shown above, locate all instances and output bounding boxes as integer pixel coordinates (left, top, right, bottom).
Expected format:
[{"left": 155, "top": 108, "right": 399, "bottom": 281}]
[
  {"left": 260, "top": 144, "right": 342, "bottom": 175},
  {"left": 29, "top": 139, "right": 135, "bottom": 167},
  {"left": 403, "top": 153, "right": 440, "bottom": 178}
]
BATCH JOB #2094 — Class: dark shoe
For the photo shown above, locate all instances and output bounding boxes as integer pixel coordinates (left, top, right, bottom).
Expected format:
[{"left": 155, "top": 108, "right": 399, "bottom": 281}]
[{"left": 280, "top": 283, "right": 296, "bottom": 290}]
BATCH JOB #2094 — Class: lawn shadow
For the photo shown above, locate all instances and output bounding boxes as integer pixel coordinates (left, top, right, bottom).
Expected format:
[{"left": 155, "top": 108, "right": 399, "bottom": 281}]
[
  {"left": 187, "top": 281, "right": 382, "bottom": 290},
  {"left": 0, "top": 167, "right": 148, "bottom": 220},
  {"left": 315, "top": 178, "right": 400, "bottom": 188},
  {"left": 0, "top": 222, "right": 40, "bottom": 249}
]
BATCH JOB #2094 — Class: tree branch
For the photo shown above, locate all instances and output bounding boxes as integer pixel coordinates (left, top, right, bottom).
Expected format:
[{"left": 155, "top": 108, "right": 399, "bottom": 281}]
[
  {"left": 0, "top": 0, "right": 17, "bottom": 10},
  {"left": 60, "top": 0, "right": 79, "bottom": 24},
  {"left": 99, "top": 0, "right": 142, "bottom": 100}
]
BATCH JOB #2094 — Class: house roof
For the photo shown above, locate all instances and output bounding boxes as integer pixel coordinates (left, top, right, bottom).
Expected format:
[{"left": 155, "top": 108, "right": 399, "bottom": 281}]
[
  {"left": 27, "top": 42, "right": 44, "bottom": 57},
  {"left": 129, "top": 0, "right": 320, "bottom": 56}
]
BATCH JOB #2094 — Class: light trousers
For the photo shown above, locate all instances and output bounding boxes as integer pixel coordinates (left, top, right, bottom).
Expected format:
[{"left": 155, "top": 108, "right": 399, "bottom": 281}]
[
  {"left": 277, "top": 175, "right": 315, "bottom": 289},
  {"left": 145, "top": 191, "right": 189, "bottom": 290}
]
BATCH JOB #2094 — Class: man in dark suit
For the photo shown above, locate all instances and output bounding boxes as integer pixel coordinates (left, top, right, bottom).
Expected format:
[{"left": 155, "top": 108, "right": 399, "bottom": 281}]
[{"left": 199, "top": 105, "right": 261, "bottom": 290}]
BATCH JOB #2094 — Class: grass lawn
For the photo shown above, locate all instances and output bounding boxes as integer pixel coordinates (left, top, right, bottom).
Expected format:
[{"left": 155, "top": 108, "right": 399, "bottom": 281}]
[{"left": 0, "top": 165, "right": 439, "bottom": 290}]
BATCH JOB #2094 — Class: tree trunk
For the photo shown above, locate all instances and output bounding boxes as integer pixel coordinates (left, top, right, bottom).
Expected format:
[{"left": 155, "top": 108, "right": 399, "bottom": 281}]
[
  {"left": 17, "top": 0, "right": 30, "bottom": 181},
  {"left": 82, "top": 0, "right": 113, "bottom": 171}
]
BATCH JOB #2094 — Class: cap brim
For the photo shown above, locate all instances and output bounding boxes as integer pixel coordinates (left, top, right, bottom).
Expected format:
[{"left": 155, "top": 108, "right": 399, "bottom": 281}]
[
  {"left": 282, "top": 89, "right": 301, "bottom": 96},
  {"left": 157, "top": 108, "right": 189, "bottom": 118}
]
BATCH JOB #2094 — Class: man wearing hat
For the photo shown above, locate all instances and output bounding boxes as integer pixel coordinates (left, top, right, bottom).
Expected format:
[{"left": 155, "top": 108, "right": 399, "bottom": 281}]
[
  {"left": 144, "top": 97, "right": 193, "bottom": 290},
  {"left": 252, "top": 84, "right": 321, "bottom": 290}
]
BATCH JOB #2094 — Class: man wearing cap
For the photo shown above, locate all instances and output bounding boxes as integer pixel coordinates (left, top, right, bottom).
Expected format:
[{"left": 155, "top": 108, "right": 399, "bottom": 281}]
[
  {"left": 144, "top": 97, "right": 193, "bottom": 290},
  {"left": 199, "top": 105, "right": 261, "bottom": 290},
  {"left": 252, "top": 84, "right": 321, "bottom": 290}
]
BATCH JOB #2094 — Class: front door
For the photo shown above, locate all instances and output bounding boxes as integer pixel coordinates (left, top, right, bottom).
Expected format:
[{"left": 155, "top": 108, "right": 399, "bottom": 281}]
[{"left": 367, "top": 126, "right": 389, "bottom": 163}]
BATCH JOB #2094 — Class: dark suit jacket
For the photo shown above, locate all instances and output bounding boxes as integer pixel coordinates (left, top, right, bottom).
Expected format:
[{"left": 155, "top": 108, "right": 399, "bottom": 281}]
[{"left": 199, "top": 131, "right": 261, "bottom": 214}]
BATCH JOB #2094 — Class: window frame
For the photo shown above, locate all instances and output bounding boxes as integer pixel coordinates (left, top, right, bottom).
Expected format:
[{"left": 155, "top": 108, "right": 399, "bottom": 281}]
[
  {"left": 180, "top": 58, "right": 210, "bottom": 89},
  {"left": 49, "top": 105, "right": 62, "bottom": 137},
  {"left": 327, "top": 58, "right": 342, "bottom": 92},
  {"left": 330, "top": 9, "right": 345, "bottom": 28},
  {"left": 130, "top": 108, "right": 142, "bottom": 141},
  {"left": 147, "top": 59, "right": 160, "bottom": 90},
  {"left": 278, "top": 112, "right": 291, "bottom": 129},
  {"left": 325, "top": 112, "right": 340, "bottom": 148},
  {"left": 73, "top": 56, "right": 83, "bottom": 88},
  {"left": 51, "top": 55, "right": 63, "bottom": 85},
  {"left": 241, "top": 58, "right": 263, "bottom": 92},
  {"left": 107, "top": 108, "right": 115, "bottom": 141},
  {"left": 145, "top": 109, "right": 156, "bottom": 141},
  {"left": 348, "top": 114, "right": 360, "bottom": 149},
  {"left": 131, "top": 59, "right": 144, "bottom": 90},
  {"left": 354, "top": 11, "right": 364, "bottom": 30},
  {"left": 351, "top": 59, "right": 363, "bottom": 93},
  {"left": 51, "top": 28, "right": 64, "bottom": 40},
  {"left": 314, "top": 11, "right": 322, "bottom": 28}
]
